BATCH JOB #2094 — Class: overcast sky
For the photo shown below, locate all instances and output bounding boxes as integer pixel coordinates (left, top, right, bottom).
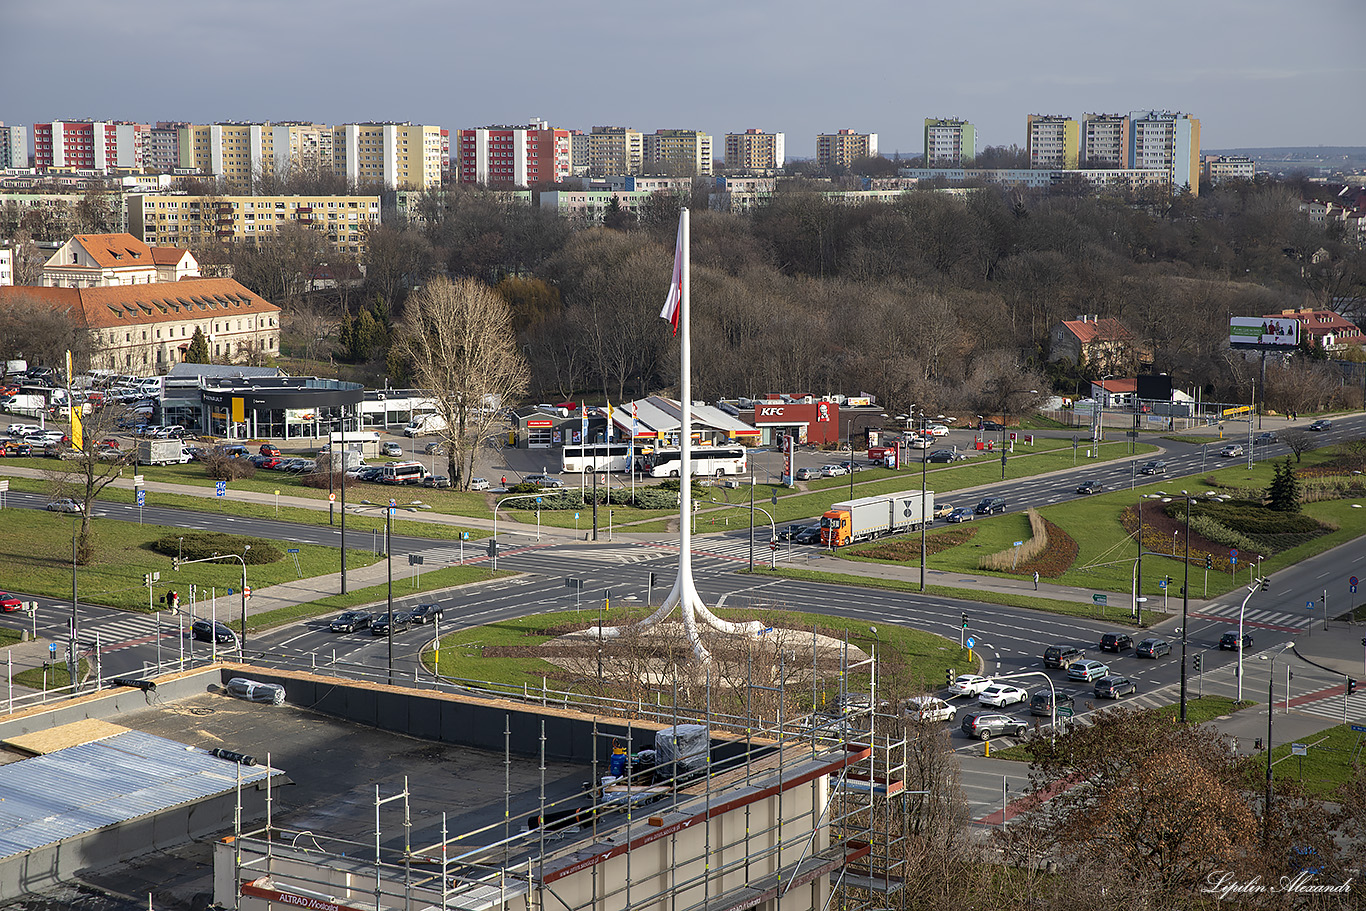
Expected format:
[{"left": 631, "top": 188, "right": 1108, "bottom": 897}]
[{"left": 3, "top": 0, "right": 1362, "bottom": 158}]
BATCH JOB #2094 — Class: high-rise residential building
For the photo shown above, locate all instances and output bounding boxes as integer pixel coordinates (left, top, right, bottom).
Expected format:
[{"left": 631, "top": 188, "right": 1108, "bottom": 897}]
[
  {"left": 332, "top": 122, "right": 443, "bottom": 190},
  {"left": 567, "top": 130, "right": 590, "bottom": 176},
  {"left": 145, "top": 123, "right": 189, "bottom": 172},
  {"left": 816, "top": 130, "right": 878, "bottom": 170},
  {"left": 273, "top": 123, "right": 335, "bottom": 178},
  {"left": 724, "top": 129, "right": 785, "bottom": 172},
  {"left": 588, "top": 127, "right": 645, "bottom": 176},
  {"left": 1081, "top": 113, "right": 1129, "bottom": 168},
  {"left": 34, "top": 121, "right": 149, "bottom": 170},
  {"left": 128, "top": 194, "right": 381, "bottom": 255},
  {"left": 1202, "top": 155, "right": 1255, "bottom": 185},
  {"left": 922, "top": 119, "right": 975, "bottom": 167},
  {"left": 643, "top": 130, "right": 713, "bottom": 176},
  {"left": 1025, "top": 115, "right": 1079, "bottom": 169},
  {"left": 1128, "top": 111, "right": 1201, "bottom": 192},
  {"left": 454, "top": 120, "right": 572, "bottom": 187},
  {"left": 177, "top": 123, "right": 277, "bottom": 184},
  {"left": 0, "top": 123, "right": 26, "bottom": 169}
]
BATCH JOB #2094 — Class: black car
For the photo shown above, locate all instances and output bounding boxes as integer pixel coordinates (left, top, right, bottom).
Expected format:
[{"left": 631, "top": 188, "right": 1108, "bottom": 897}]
[
  {"left": 925, "top": 449, "right": 959, "bottom": 463},
  {"left": 1219, "top": 630, "right": 1250, "bottom": 651},
  {"left": 979, "top": 420, "right": 1004, "bottom": 432},
  {"left": 1099, "top": 633, "right": 1133, "bottom": 653},
  {"left": 777, "top": 524, "right": 804, "bottom": 542},
  {"left": 408, "top": 603, "right": 444, "bottom": 624},
  {"left": 961, "top": 712, "right": 1028, "bottom": 741},
  {"left": 191, "top": 619, "right": 237, "bottom": 644},
  {"left": 1043, "top": 645, "right": 1085, "bottom": 669},
  {"left": 1094, "top": 675, "right": 1137, "bottom": 699},
  {"left": 1139, "top": 460, "right": 1166, "bottom": 475},
  {"left": 1075, "top": 479, "right": 1101, "bottom": 494},
  {"left": 838, "top": 460, "right": 863, "bottom": 473},
  {"left": 371, "top": 611, "right": 411, "bottom": 636},
  {"left": 974, "top": 497, "right": 1006, "bottom": 515},
  {"left": 1308, "top": 419, "right": 1333, "bottom": 431},
  {"left": 329, "top": 610, "right": 374, "bottom": 633},
  {"left": 793, "top": 524, "right": 822, "bottom": 545},
  {"left": 1028, "top": 690, "right": 1075, "bottom": 717},
  {"left": 1135, "top": 637, "right": 1171, "bottom": 658}
]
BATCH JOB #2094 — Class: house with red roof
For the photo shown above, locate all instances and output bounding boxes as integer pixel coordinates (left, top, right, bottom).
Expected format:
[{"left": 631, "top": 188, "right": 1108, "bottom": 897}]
[
  {"left": 40, "top": 233, "right": 200, "bottom": 288},
  {"left": 1048, "top": 314, "right": 1147, "bottom": 374},
  {"left": 1266, "top": 307, "right": 1364, "bottom": 352}
]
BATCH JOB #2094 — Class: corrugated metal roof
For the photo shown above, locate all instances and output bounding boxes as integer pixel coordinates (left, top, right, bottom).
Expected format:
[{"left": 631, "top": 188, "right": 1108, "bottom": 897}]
[{"left": 0, "top": 729, "right": 275, "bottom": 860}]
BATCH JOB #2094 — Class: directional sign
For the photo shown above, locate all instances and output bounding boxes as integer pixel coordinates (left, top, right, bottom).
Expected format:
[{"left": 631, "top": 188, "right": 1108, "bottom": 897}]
[
  {"left": 965, "top": 637, "right": 976, "bottom": 649},
  {"left": 408, "top": 555, "right": 425, "bottom": 566},
  {"left": 136, "top": 490, "right": 145, "bottom": 506},
  {"left": 1057, "top": 706, "right": 1075, "bottom": 718},
  {"left": 1353, "top": 585, "right": 1359, "bottom": 595},
  {"left": 1013, "top": 540, "right": 1024, "bottom": 547},
  {"left": 1352, "top": 724, "right": 1366, "bottom": 733},
  {"left": 287, "top": 548, "right": 300, "bottom": 554},
  {"left": 1231, "top": 555, "right": 1237, "bottom": 565},
  {"left": 215, "top": 481, "right": 226, "bottom": 497},
  {"left": 1290, "top": 743, "right": 1308, "bottom": 756},
  {"left": 1093, "top": 594, "right": 1108, "bottom": 605}
]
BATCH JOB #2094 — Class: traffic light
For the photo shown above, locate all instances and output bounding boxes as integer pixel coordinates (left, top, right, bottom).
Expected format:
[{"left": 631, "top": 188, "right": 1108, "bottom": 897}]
[
  {"left": 945, "top": 668, "right": 955, "bottom": 686},
  {"left": 1193, "top": 654, "right": 1202, "bottom": 672},
  {"left": 961, "top": 612, "right": 969, "bottom": 630},
  {"left": 1350, "top": 678, "right": 1358, "bottom": 697},
  {"left": 1261, "top": 577, "right": 1270, "bottom": 591},
  {"left": 1205, "top": 554, "right": 1212, "bottom": 570},
  {"left": 169, "top": 591, "right": 179, "bottom": 610}
]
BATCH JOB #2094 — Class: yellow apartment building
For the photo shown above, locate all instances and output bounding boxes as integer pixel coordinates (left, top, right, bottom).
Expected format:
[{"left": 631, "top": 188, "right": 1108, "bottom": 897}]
[{"left": 128, "top": 194, "right": 381, "bottom": 256}]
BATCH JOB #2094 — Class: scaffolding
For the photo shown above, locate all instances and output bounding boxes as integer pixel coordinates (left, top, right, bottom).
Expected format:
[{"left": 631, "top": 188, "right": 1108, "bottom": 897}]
[{"left": 221, "top": 636, "right": 914, "bottom": 911}]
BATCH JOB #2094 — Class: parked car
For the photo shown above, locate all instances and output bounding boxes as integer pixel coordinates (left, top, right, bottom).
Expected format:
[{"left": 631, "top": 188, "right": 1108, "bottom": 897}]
[
  {"left": 329, "top": 610, "right": 374, "bottom": 633},
  {"left": 948, "top": 674, "right": 992, "bottom": 697},
  {"left": 1067, "top": 659, "right": 1111, "bottom": 682},
  {"left": 904, "top": 696, "right": 957, "bottom": 723},
  {"left": 977, "top": 683, "right": 1029, "bottom": 707},
  {"left": 946, "top": 507, "right": 975, "bottom": 523},
  {"left": 1075, "top": 479, "right": 1101, "bottom": 494},
  {"left": 905, "top": 437, "right": 932, "bottom": 450},
  {"left": 961, "top": 712, "right": 1027, "bottom": 741},
  {"left": 0, "top": 592, "right": 23, "bottom": 611},
  {"left": 524, "top": 474, "right": 565, "bottom": 488},
  {"left": 191, "top": 619, "right": 237, "bottom": 644},
  {"left": 926, "top": 449, "right": 960, "bottom": 463},
  {"left": 421, "top": 475, "right": 451, "bottom": 489},
  {"left": 974, "top": 497, "right": 1006, "bottom": 515},
  {"left": 1043, "top": 645, "right": 1085, "bottom": 669},
  {"left": 1219, "top": 444, "right": 1244, "bottom": 458},
  {"left": 925, "top": 423, "right": 950, "bottom": 437},
  {"left": 1029, "top": 690, "right": 1075, "bottom": 717},
  {"left": 1099, "top": 633, "right": 1133, "bottom": 653},
  {"left": 1094, "top": 675, "right": 1137, "bottom": 699},
  {"left": 932, "top": 502, "right": 954, "bottom": 519},
  {"left": 1139, "top": 460, "right": 1167, "bottom": 475},
  {"left": 381, "top": 441, "right": 404, "bottom": 457},
  {"left": 794, "top": 467, "right": 816, "bottom": 481},
  {"left": 1308, "top": 419, "right": 1333, "bottom": 431},
  {"left": 820, "top": 464, "right": 847, "bottom": 477},
  {"left": 45, "top": 498, "right": 83, "bottom": 514},
  {"left": 371, "top": 611, "right": 411, "bottom": 636},
  {"left": 979, "top": 420, "right": 1004, "bottom": 432},
  {"left": 407, "top": 603, "right": 445, "bottom": 624},
  {"left": 468, "top": 477, "right": 489, "bottom": 491},
  {"left": 259, "top": 444, "right": 281, "bottom": 457},
  {"left": 838, "top": 460, "right": 863, "bottom": 473},
  {"left": 1136, "top": 637, "right": 1171, "bottom": 658}
]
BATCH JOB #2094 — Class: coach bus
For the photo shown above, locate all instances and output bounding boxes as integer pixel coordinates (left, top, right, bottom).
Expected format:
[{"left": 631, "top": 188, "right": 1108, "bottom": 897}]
[
  {"left": 561, "top": 443, "right": 634, "bottom": 473},
  {"left": 645, "top": 445, "right": 747, "bottom": 478}
]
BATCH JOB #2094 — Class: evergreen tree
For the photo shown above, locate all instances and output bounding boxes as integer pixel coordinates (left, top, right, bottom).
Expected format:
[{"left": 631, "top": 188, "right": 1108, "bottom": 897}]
[
  {"left": 184, "top": 326, "right": 211, "bottom": 364},
  {"left": 1265, "top": 458, "right": 1301, "bottom": 512}
]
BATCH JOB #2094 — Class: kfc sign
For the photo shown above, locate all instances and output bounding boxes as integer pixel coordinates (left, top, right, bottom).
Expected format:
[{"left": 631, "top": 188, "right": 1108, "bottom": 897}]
[
  {"left": 759, "top": 406, "right": 787, "bottom": 417},
  {"left": 818, "top": 402, "right": 830, "bottom": 422}
]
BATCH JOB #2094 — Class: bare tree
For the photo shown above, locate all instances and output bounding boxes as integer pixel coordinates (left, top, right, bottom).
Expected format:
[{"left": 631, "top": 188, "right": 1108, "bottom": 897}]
[
  {"left": 0, "top": 292, "right": 91, "bottom": 368},
  {"left": 1278, "top": 427, "right": 1317, "bottom": 463},
  {"left": 45, "top": 403, "right": 134, "bottom": 563},
  {"left": 397, "top": 277, "right": 529, "bottom": 489}
]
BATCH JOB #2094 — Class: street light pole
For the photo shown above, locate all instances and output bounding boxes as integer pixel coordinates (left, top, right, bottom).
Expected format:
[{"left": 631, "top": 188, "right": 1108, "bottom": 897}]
[
  {"left": 1180, "top": 492, "right": 1191, "bottom": 722},
  {"left": 340, "top": 406, "right": 348, "bottom": 593},
  {"left": 386, "top": 500, "right": 393, "bottom": 686},
  {"left": 1264, "top": 642, "right": 1294, "bottom": 844},
  {"left": 920, "top": 417, "right": 928, "bottom": 592}
]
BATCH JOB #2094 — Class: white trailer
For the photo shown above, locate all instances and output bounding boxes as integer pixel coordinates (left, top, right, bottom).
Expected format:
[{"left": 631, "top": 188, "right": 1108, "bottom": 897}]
[{"left": 820, "top": 488, "right": 934, "bottom": 547}]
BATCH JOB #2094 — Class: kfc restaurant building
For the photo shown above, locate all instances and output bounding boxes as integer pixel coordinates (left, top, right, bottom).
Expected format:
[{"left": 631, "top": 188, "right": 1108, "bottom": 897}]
[{"left": 749, "top": 399, "right": 840, "bottom": 446}]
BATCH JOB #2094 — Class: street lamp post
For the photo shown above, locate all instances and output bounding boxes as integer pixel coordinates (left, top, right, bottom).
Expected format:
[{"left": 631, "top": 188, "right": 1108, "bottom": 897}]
[
  {"left": 172, "top": 548, "right": 250, "bottom": 653},
  {"left": 1262, "top": 642, "right": 1294, "bottom": 843},
  {"left": 1180, "top": 492, "right": 1191, "bottom": 722},
  {"left": 920, "top": 411, "right": 928, "bottom": 593},
  {"left": 349, "top": 498, "right": 431, "bottom": 685}
]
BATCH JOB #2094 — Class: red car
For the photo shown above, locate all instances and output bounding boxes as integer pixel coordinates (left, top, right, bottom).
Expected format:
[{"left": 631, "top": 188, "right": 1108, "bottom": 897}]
[
  {"left": 259, "top": 443, "right": 281, "bottom": 457},
  {"left": 99, "top": 438, "right": 120, "bottom": 449},
  {"left": 0, "top": 592, "right": 23, "bottom": 612}
]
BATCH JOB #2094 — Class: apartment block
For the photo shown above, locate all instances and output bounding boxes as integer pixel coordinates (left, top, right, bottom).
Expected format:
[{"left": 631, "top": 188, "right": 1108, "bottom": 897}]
[
  {"left": 589, "top": 127, "right": 645, "bottom": 177},
  {"left": 275, "top": 123, "right": 335, "bottom": 178},
  {"left": 643, "top": 130, "right": 713, "bottom": 176},
  {"left": 128, "top": 194, "right": 381, "bottom": 255},
  {"left": 815, "top": 130, "right": 878, "bottom": 170},
  {"left": 333, "top": 122, "right": 443, "bottom": 190},
  {"left": 1128, "top": 111, "right": 1200, "bottom": 193},
  {"left": 724, "top": 129, "right": 785, "bottom": 172},
  {"left": 34, "top": 121, "right": 149, "bottom": 170},
  {"left": 454, "top": 120, "right": 572, "bottom": 187},
  {"left": 1081, "top": 114, "right": 1129, "bottom": 168},
  {"left": 1202, "top": 155, "right": 1255, "bottom": 185},
  {"left": 923, "top": 119, "right": 975, "bottom": 167},
  {"left": 177, "top": 123, "right": 276, "bottom": 184},
  {"left": 144, "top": 123, "right": 188, "bottom": 172},
  {"left": 568, "top": 131, "right": 590, "bottom": 176},
  {"left": 0, "top": 124, "right": 25, "bottom": 169},
  {"left": 1025, "top": 115, "right": 1079, "bottom": 169}
]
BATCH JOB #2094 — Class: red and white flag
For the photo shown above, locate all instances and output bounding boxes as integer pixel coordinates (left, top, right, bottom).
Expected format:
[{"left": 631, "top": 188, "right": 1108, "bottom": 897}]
[{"left": 659, "top": 215, "right": 683, "bottom": 335}]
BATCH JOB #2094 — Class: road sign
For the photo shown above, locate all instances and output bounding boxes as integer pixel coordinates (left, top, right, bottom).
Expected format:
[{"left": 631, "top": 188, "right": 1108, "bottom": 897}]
[
  {"left": 1057, "top": 706, "right": 1075, "bottom": 718},
  {"left": 461, "top": 532, "right": 469, "bottom": 540},
  {"left": 0, "top": 479, "right": 8, "bottom": 492},
  {"left": 243, "top": 586, "right": 251, "bottom": 599},
  {"left": 215, "top": 481, "right": 226, "bottom": 497},
  {"left": 1231, "top": 555, "right": 1237, "bottom": 565},
  {"left": 1353, "top": 585, "right": 1359, "bottom": 595},
  {"left": 136, "top": 490, "right": 145, "bottom": 506},
  {"left": 1158, "top": 579, "right": 1167, "bottom": 590},
  {"left": 1307, "top": 601, "right": 1314, "bottom": 611},
  {"left": 1093, "top": 594, "right": 1107, "bottom": 605},
  {"left": 133, "top": 474, "right": 144, "bottom": 487},
  {"left": 1352, "top": 576, "right": 1360, "bottom": 586},
  {"left": 1352, "top": 724, "right": 1366, "bottom": 733},
  {"left": 965, "top": 637, "right": 976, "bottom": 649},
  {"left": 1230, "top": 548, "right": 1238, "bottom": 558},
  {"left": 287, "top": 548, "right": 300, "bottom": 553},
  {"left": 574, "top": 512, "right": 580, "bottom": 520},
  {"left": 329, "top": 493, "right": 336, "bottom": 502},
  {"left": 1013, "top": 540, "right": 1024, "bottom": 547},
  {"left": 49, "top": 643, "right": 57, "bottom": 659},
  {"left": 1290, "top": 743, "right": 1308, "bottom": 756},
  {"left": 408, "top": 555, "right": 425, "bottom": 566}
]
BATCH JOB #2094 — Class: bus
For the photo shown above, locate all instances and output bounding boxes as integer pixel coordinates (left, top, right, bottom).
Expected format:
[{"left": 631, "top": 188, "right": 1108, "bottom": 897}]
[
  {"left": 646, "top": 446, "right": 747, "bottom": 478},
  {"left": 561, "top": 443, "right": 633, "bottom": 473}
]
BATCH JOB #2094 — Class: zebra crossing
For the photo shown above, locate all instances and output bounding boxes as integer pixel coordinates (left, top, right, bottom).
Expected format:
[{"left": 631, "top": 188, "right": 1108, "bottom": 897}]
[
  {"left": 79, "top": 614, "right": 182, "bottom": 652},
  {"left": 1188, "top": 601, "right": 1316, "bottom": 631}
]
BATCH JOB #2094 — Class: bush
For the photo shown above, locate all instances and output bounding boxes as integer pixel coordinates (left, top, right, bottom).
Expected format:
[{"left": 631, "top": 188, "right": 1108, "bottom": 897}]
[
  {"left": 149, "top": 532, "right": 281, "bottom": 565},
  {"left": 300, "top": 468, "right": 354, "bottom": 490},
  {"left": 203, "top": 453, "right": 257, "bottom": 481},
  {"left": 979, "top": 507, "right": 1048, "bottom": 572}
]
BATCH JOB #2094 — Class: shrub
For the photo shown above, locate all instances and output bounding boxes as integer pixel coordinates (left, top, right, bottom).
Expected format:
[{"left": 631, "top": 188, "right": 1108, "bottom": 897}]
[
  {"left": 300, "top": 468, "right": 354, "bottom": 490},
  {"left": 978, "top": 508, "right": 1048, "bottom": 572},
  {"left": 203, "top": 453, "right": 257, "bottom": 481},
  {"left": 149, "top": 532, "right": 281, "bottom": 565}
]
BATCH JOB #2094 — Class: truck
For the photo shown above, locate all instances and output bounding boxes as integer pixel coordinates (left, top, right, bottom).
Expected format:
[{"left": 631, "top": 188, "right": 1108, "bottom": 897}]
[
  {"left": 819, "top": 488, "right": 934, "bottom": 548},
  {"left": 137, "top": 439, "right": 191, "bottom": 465},
  {"left": 1, "top": 394, "right": 48, "bottom": 417},
  {"left": 403, "top": 413, "right": 447, "bottom": 437},
  {"left": 321, "top": 449, "right": 365, "bottom": 471}
]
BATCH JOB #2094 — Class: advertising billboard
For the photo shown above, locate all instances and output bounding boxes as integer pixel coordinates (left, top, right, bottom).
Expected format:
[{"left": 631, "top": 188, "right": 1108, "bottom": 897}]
[{"left": 1229, "top": 317, "right": 1299, "bottom": 348}]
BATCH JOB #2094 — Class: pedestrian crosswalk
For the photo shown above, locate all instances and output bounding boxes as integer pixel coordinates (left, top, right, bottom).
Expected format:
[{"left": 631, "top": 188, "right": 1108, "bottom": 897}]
[
  {"left": 1189, "top": 601, "right": 1316, "bottom": 631},
  {"left": 79, "top": 614, "right": 181, "bottom": 652}
]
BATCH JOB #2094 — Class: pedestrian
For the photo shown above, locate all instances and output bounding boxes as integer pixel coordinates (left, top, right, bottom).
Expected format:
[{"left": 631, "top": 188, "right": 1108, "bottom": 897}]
[
  {"left": 501, "top": 475, "right": 507, "bottom": 487},
  {"left": 1033, "top": 570, "right": 1039, "bottom": 591}
]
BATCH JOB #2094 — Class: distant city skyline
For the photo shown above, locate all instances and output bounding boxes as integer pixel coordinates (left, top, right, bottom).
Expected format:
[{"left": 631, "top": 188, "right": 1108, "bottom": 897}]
[{"left": 2, "top": 0, "right": 1363, "bottom": 159}]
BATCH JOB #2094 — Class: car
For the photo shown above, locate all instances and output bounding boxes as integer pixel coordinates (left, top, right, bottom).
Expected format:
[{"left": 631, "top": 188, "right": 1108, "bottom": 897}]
[
  {"left": 421, "top": 475, "right": 451, "bottom": 489},
  {"left": 1135, "top": 637, "right": 1171, "bottom": 658},
  {"left": 979, "top": 420, "right": 1004, "bottom": 432},
  {"left": 974, "top": 497, "right": 1006, "bottom": 515},
  {"left": 1099, "top": 633, "right": 1133, "bottom": 653},
  {"left": 820, "top": 464, "right": 848, "bottom": 477},
  {"left": 932, "top": 502, "right": 954, "bottom": 519},
  {"left": 977, "top": 683, "right": 1029, "bottom": 707},
  {"left": 468, "top": 477, "right": 489, "bottom": 491},
  {"left": 1139, "top": 460, "right": 1167, "bottom": 475},
  {"left": 1043, "top": 645, "right": 1085, "bottom": 669},
  {"left": 1094, "top": 675, "right": 1137, "bottom": 699},
  {"left": 948, "top": 674, "right": 993, "bottom": 697},
  {"left": 96, "top": 445, "right": 124, "bottom": 462},
  {"left": 905, "top": 437, "right": 932, "bottom": 450},
  {"left": 838, "top": 460, "right": 863, "bottom": 473},
  {"left": 904, "top": 696, "right": 957, "bottom": 723},
  {"left": 191, "top": 619, "right": 237, "bottom": 644},
  {"left": 45, "top": 498, "right": 83, "bottom": 514},
  {"left": 407, "top": 603, "right": 445, "bottom": 624},
  {"left": 925, "top": 449, "right": 959, "bottom": 463},
  {"left": 1029, "top": 690, "right": 1075, "bottom": 717},
  {"left": 1308, "top": 419, "right": 1333, "bottom": 431},
  {"left": 356, "top": 467, "right": 384, "bottom": 482},
  {"left": 1075, "top": 479, "right": 1101, "bottom": 494},
  {"left": 1067, "top": 659, "right": 1111, "bottom": 682},
  {"left": 6, "top": 424, "right": 40, "bottom": 437},
  {"left": 12, "top": 443, "right": 31, "bottom": 457},
  {"left": 961, "top": 712, "right": 1028, "bottom": 741},
  {"left": 423, "top": 442, "right": 445, "bottom": 455},
  {"left": 794, "top": 467, "right": 816, "bottom": 481},
  {"left": 1255, "top": 432, "right": 1277, "bottom": 444},
  {"left": 925, "top": 423, "right": 950, "bottom": 437},
  {"left": 946, "top": 507, "right": 975, "bottom": 523},
  {"left": 381, "top": 441, "right": 404, "bottom": 457},
  {"left": 1219, "top": 630, "right": 1248, "bottom": 651},
  {"left": 259, "top": 444, "right": 281, "bottom": 457},
  {"left": 524, "top": 474, "right": 565, "bottom": 488},
  {"left": 329, "top": 610, "right": 374, "bottom": 633},
  {"left": 1219, "top": 444, "right": 1244, "bottom": 458},
  {"left": 371, "top": 611, "right": 411, "bottom": 636},
  {"left": 793, "top": 524, "right": 822, "bottom": 545},
  {"left": 777, "top": 523, "right": 805, "bottom": 542},
  {"left": 0, "top": 592, "right": 23, "bottom": 612},
  {"left": 98, "top": 438, "right": 120, "bottom": 449}
]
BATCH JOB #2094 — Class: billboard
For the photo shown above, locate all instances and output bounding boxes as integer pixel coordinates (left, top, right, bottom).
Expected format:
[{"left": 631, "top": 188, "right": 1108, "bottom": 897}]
[{"left": 1230, "top": 317, "right": 1299, "bottom": 348}]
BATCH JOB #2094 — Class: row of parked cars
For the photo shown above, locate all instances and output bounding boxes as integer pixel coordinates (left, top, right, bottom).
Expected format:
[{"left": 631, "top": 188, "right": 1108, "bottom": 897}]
[{"left": 328, "top": 603, "right": 445, "bottom": 635}]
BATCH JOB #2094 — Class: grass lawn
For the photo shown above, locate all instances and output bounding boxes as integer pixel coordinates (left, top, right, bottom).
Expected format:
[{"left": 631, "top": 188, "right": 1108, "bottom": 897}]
[
  {"left": 1263, "top": 723, "right": 1364, "bottom": 797},
  {"left": 1150, "top": 694, "right": 1255, "bottom": 724},
  {"left": 0, "top": 509, "right": 381, "bottom": 611},
  {"left": 11, "top": 659, "right": 88, "bottom": 690},
  {"left": 0, "top": 628, "right": 22, "bottom": 647}
]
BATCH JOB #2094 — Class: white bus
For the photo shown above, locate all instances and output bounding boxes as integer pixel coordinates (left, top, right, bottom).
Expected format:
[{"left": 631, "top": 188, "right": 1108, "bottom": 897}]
[
  {"left": 561, "top": 443, "right": 634, "bottom": 474},
  {"left": 646, "top": 446, "right": 747, "bottom": 478},
  {"left": 380, "top": 460, "right": 427, "bottom": 485}
]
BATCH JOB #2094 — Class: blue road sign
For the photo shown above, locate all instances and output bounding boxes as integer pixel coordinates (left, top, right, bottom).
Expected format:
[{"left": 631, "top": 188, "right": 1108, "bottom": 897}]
[
  {"left": 1352, "top": 724, "right": 1366, "bottom": 733},
  {"left": 1230, "top": 548, "right": 1238, "bottom": 558},
  {"left": 461, "top": 532, "right": 469, "bottom": 540},
  {"left": 965, "top": 637, "right": 976, "bottom": 649},
  {"left": 1158, "top": 579, "right": 1167, "bottom": 589},
  {"left": 215, "top": 481, "right": 226, "bottom": 497},
  {"left": 1353, "top": 585, "right": 1358, "bottom": 595},
  {"left": 1307, "top": 601, "right": 1314, "bottom": 611},
  {"left": 49, "top": 643, "right": 57, "bottom": 659},
  {"left": 575, "top": 512, "right": 580, "bottom": 520},
  {"left": 1352, "top": 575, "right": 1360, "bottom": 586},
  {"left": 536, "top": 496, "right": 543, "bottom": 505},
  {"left": 136, "top": 490, "right": 145, "bottom": 506},
  {"left": 1231, "top": 556, "right": 1237, "bottom": 565},
  {"left": 287, "top": 548, "right": 300, "bottom": 553}
]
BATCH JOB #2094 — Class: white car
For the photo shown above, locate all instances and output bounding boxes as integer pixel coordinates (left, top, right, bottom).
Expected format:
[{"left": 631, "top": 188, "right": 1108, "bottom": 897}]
[
  {"left": 820, "top": 464, "right": 848, "bottom": 477},
  {"left": 977, "top": 684, "right": 1029, "bottom": 707},
  {"left": 45, "top": 498, "right": 84, "bottom": 514},
  {"left": 904, "top": 696, "right": 957, "bottom": 723},
  {"left": 1219, "top": 444, "right": 1244, "bottom": 458},
  {"left": 948, "top": 674, "right": 992, "bottom": 697},
  {"left": 7, "top": 424, "right": 41, "bottom": 437},
  {"left": 925, "top": 424, "right": 950, "bottom": 437},
  {"left": 468, "top": 477, "right": 489, "bottom": 491}
]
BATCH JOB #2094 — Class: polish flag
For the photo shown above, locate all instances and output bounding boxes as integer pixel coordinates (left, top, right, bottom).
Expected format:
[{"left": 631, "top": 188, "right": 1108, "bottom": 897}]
[{"left": 659, "top": 215, "right": 683, "bottom": 335}]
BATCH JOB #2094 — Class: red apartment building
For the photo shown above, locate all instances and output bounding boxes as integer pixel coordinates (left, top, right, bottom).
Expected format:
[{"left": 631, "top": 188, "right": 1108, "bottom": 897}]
[
  {"left": 34, "top": 121, "right": 149, "bottom": 170},
  {"left": 454, "top": 120, "right": 571, "bottom": 187}
]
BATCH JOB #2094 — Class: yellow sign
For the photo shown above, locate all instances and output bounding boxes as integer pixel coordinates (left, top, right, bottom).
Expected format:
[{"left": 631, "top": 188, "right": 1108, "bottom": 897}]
[
  {"left": 1221, "top": 405, "right": 1251, "bottom": 417},
  {"left": 231, "top": 396, "right": 245, "bottom": 423}
]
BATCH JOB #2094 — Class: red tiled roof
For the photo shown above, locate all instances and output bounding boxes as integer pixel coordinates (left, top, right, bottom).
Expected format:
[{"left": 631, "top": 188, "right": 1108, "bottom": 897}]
[
  {"left": 1095, "top": 378, "right": 1137, "bottom": 393},
  {"left": 150, "top": 246, "right": 190, "bottom": 266},
  {"left": 1060, "top": 318, "right": 1133, "bottom": 343},
  {"left": 70, "top": 233, "right": 154, "bottom": 268},
  {"left": 0, "top": 278, "right": 278, "bottom": 330}
]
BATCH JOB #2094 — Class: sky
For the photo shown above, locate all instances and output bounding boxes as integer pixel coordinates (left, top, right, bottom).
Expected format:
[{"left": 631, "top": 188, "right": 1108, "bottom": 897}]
[{"left": 3, "top": 0, "right": 1363, "bottom": 158}]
